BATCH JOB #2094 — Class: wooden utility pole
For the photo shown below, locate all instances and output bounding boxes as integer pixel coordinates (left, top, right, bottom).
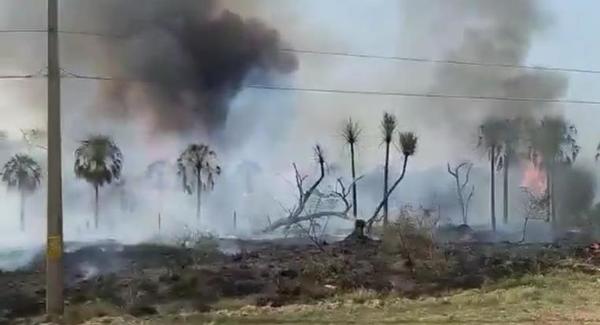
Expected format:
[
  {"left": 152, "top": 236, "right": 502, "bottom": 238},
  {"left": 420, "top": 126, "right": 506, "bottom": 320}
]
[{"left": 46, "top": 0, "right": 64, "bottom": 316}]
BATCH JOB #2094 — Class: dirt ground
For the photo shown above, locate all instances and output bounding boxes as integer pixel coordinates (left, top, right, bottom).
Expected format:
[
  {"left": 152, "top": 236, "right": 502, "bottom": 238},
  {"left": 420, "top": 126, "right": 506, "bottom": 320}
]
[{"left": 1, "top": 235, "right": 589, "bottom": 324}]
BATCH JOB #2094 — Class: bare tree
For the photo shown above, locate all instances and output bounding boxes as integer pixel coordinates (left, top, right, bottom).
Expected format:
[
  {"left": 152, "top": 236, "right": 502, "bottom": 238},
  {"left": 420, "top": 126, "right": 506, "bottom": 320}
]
[
  {"left": 519, "top": 187, "right": 549, "bottom": 243},
  {"left": 264, "top": 145, "right": 357, "bottom": 232},
  {"left": 447, "top": 162, "right": 475, "bottom": 225},
  {"left": 20, "top": 128, "right": 47, "bottom": 151}
]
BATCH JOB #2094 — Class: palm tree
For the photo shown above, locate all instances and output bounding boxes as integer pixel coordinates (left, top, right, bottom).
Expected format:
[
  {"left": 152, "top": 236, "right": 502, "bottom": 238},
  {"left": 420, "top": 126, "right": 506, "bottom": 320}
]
[
  {"left": 177, "top": 144, "right": 221, "bottom": 222},
  {"left": 342, "top": 118, "right": 361, "bottom": 218},
  {"left": 1, "top": 154, "right": 41, "bottom": 231},
  {"left": 74, "top": 135, "right": 123, "bottom": 229},
  {"left": 381, "top": 113, "right": 397, "bottom": 227},
  {"left": 478, "top": 119, "right": 505, "bottom": 232},
  {"left": 368, "top": 132, "right": 418, "bottom": 229},
  {"left": 496, "top": 119, "right": 520, "bottom": 225}
]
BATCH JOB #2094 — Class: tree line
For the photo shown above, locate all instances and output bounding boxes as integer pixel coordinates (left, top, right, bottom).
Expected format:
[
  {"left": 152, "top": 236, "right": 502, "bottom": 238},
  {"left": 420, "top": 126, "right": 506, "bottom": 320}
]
[
  {"left": 0, "top": 112, "right": 594, "bottom": 235},
  {"left": 0, "top": 135, "right": 221, "bottom": 231}
]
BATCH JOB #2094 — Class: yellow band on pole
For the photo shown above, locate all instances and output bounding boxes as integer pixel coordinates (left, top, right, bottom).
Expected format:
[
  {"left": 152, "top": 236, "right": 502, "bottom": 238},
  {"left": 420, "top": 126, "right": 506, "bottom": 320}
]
[{"left": 47, "top": 235, "right": 62, "bottom": 261}]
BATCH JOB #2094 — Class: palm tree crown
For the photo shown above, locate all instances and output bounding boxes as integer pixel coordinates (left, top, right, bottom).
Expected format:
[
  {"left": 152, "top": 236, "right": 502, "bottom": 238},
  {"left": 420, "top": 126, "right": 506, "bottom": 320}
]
[
  {"left": 2, "top": 154, "right": 41, "bottom": 193},
  {"left": 342, "top": 118, "right": 361, "bottom": 146},
  {"left": 177, "top": 144, "right": 221, "bottom": 194},
  {"left": 399, "top": 132, "right": 418, "bottom": 157},
  {"left": 381, "top": 113, "right": 397, "bottom": 144},
  {"left": 74, "top": 135, "right": 123, "bottom": 186}
]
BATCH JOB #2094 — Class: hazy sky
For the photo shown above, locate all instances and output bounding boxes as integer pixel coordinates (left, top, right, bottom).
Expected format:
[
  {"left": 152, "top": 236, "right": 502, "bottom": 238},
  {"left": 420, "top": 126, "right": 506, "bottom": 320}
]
[
  {"left": 1, "top": 0, "right": 599, "bottom": 164},
  {"left": 0, "top": 0, "right": 599, "bottom": 242}
]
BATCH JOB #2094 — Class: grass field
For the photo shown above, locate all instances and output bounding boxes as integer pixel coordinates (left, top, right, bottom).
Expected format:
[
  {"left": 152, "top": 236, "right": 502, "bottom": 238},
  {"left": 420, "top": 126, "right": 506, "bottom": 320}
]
[{"left": 77, "top": 269, "right": 600, "bottom": 325}]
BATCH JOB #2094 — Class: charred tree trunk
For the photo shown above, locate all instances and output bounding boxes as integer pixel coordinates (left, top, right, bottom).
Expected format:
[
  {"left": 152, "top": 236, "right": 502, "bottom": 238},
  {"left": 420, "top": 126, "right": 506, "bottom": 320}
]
[
  {"left": 19, "top": 191, "right": 25, "bottom": 232},
  {"left": 550, "top": 167, "right": 556, "bottom": 231},
  {"left": 233, "top": 211, "right": 237, "bottom": 231},
  {"left": 383, "top": 141, "right": 391, "bottom": 227},
  {"left": 94, "top": 183, "right": 99, "bottom": 229},
  {"left": 196, "top": 168, "right": 202, "bottom": 223},
  {"left": 546, "top": 169, "right": 552, "bottom": 223},
  {"left": 345, "top": 219, "right": 368, "bottom": 242},
  {"left": 367, "top": 154, "right": 409, "bottom": 231},
  {"left": 503, "top": 154, "right": 509, "bottom": 225},
  {"left": 490, "top": 146, "right": 496, "bottom": 232},
  {"left": 350, "top": 143, "right": 358, "bottom": 218}
]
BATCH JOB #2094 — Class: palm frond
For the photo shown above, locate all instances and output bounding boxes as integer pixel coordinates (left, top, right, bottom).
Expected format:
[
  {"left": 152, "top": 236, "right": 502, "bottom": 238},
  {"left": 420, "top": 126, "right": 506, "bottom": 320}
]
[
  {"left": 177, "top": 143, "right": 221, "bottom": 195},
  {"left": 399, "top": 132, "right": 418, "bottom": 156},
  {"left": 381, "top": 113, "right": 397, "bottom": 144},
  {"left": 342, "top": 118, "right": 361, "bottom": 145},
  {"left": 1, "top": 154, "right": 42, "bottom": 193},
  {"left": 74, "top": 135, "right": 123, "bottom": 187}
]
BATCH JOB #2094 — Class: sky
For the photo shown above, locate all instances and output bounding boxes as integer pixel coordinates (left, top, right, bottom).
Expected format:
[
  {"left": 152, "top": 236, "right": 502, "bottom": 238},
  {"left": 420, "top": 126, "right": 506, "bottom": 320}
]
[{"left": 0, "top": 0, "right": 599, "bottom": 244}]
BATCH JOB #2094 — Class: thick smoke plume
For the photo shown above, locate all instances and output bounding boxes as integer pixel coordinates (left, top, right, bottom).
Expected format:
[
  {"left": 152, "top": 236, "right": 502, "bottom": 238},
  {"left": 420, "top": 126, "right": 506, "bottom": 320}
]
[
  {"left": 410, "top": 0, "right": 568, "bottom": 157},
  {"left": 78, "top": 0, "right": 298, "bottom": 137}
]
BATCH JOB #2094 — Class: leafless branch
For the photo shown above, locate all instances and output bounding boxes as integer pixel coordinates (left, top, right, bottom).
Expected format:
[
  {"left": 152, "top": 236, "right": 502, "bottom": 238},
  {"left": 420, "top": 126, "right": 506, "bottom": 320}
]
[
  {"left": 447, "top": 161, "right": 475, "bottom": 224},
  {"left": 264, "top": 145, "right": 356, "bottom": 233}
]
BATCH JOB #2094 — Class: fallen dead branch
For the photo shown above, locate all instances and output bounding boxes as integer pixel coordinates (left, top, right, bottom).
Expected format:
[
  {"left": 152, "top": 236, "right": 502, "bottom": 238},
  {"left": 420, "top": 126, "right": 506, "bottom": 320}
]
[{"left": 264, "top": 145, "right": 357, "bottom": 233}]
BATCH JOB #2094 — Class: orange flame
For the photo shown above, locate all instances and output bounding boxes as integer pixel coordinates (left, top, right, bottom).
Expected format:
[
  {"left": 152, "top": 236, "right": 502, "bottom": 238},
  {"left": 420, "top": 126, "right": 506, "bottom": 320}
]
[{"left": 521, "top": 161, "right": 547, "bottom": 196}]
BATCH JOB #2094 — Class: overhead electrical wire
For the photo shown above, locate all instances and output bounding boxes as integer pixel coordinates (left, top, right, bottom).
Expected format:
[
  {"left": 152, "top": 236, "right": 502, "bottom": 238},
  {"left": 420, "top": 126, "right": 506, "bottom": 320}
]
[
  {"left": 245, "top": 84, "right": 600, "bottom": 106},
  {"left": 55, "top": 69, "right": 600, "bottom": 106},
  {"left": 1, "top": 28, "right": 600, "bottom": 75},
  {"left": 1, "top": 29, "right": 600, "bottom": 106}
]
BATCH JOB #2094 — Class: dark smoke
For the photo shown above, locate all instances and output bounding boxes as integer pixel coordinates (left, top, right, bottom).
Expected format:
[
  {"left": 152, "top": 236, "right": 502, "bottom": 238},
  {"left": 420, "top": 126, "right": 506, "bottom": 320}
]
[
  {"left": 554, "top": 166, "right": 596, "bottom": 228},
  {"left": 78, "top": 0, "right": 298, "bottom": 136},
  {"left": 415, "top": 0, "right": 568, "bottom": 150}
]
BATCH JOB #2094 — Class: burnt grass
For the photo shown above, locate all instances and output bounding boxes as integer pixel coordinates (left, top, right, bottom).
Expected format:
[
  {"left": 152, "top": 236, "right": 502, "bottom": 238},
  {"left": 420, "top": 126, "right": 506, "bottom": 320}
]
[{"left": 0, "top": 238, "right": 587, "bottom": 322}]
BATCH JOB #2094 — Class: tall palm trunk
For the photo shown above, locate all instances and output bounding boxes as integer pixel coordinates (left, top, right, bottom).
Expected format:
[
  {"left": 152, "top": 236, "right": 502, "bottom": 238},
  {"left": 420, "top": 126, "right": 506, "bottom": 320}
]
[
  {"left": 383, "top": 141, "right": 391, "bottom": 226},
  {"left": 196, "top": 167, "right": 202, "bottom": 222},
  {"left": 549, "top": 166, "right": 556, "bottom": 231},
  {"left": 19, "top": 191, "right": 25, "bottom": 232},
  {"left": 503, "top": 154, "right": 509, "bottom": 224},
  {"left": 94, "top": 184, "right": 99, "bottom": 229},
  {"left": 367, "top": 154, "right": 409, "bottom": 233},
  {"left": 545, "top": 168, "right": 551, "bottom": 222},
  {"left": 490, "top": 146, "right": 496, "bottom": 232},
  {"left": 350, "top": 143, "right": 358, "bottom": 218}
]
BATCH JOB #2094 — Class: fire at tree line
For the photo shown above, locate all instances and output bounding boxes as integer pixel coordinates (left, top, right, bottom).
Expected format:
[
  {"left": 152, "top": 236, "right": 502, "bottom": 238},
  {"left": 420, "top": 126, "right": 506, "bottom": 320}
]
[{"left": 0, "top": 112, "right": 596, "bottom": 240}]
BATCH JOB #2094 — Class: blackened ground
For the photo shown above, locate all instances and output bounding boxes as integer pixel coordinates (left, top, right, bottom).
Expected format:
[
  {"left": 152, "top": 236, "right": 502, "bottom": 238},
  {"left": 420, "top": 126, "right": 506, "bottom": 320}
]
[{"left": 0, "top": 238, "right": 586, "bottom": 323}]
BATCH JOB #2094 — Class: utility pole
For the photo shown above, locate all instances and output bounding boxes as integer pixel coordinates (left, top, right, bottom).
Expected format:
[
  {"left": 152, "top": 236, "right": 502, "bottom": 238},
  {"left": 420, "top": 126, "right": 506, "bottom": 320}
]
[{"left": 46, "top": 0, "right": 64, "bottom": 316}]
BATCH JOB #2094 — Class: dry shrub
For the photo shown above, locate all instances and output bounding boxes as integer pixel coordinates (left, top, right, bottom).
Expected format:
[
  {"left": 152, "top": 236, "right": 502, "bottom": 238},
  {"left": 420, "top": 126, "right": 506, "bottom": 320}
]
[
  {"left": 301, "top": 255, "right": 346, "bottom": 285},
  {"left": 173, "top": 228, "right": 221, "bottom": 265},
  {"left": 381, "top": 206, "right": 453, "bottom": 280},
  {"left": 64, "top": 300, "right": 122, "bottom": 325}
]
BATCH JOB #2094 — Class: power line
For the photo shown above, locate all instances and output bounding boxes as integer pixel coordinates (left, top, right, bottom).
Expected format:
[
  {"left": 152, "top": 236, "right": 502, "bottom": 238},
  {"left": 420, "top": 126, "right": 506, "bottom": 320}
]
[
  {"left": 246, "top": 84, "right": 600, "bottom": 106},
  {"left": 4, "top": 67, "right": 600, "bottom": 106},
  {"left": 56, "top": 69, "right": 600, "bottom": 106},
  {"left": 59, "top": 68, "right": 123, "bottom": 81},
  {"left": 0, "top": 68, "right": 46, "bottom": 79},
  {"left": 0, "top": 29, "right": 46, "bottom": 34},
  {"left": 281, "top": 48, "right": 600, "bottom": 75},
  {"left": 2, "top": 28, "right": 600, "bottom": 75}
]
